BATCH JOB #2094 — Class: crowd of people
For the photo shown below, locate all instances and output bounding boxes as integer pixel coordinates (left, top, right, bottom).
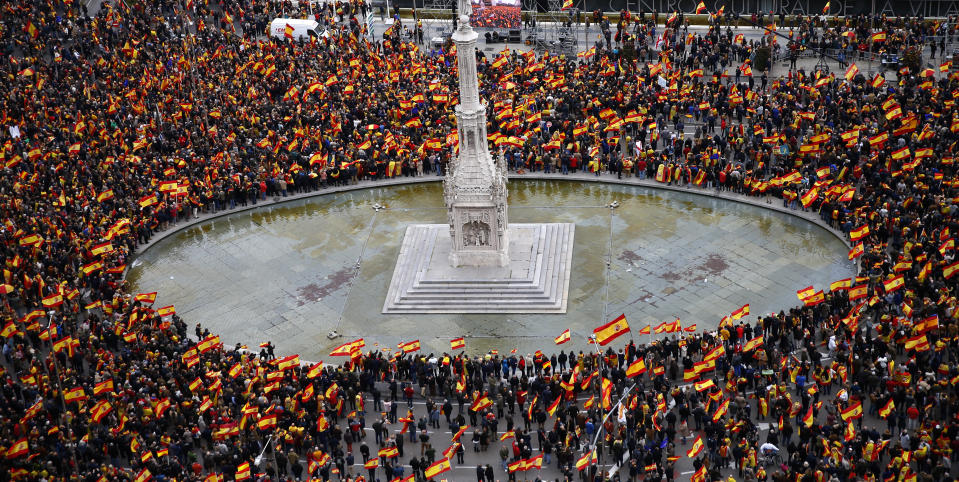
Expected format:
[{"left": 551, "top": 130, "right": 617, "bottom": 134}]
[
  {"left": 0, "top": 0, "right": 958, "bottom": 480},
  {"left": 469, "top": 4, "right": 522, "bottom": 30}
]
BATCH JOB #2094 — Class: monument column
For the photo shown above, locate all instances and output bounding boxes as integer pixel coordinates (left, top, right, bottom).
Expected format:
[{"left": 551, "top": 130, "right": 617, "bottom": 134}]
[{"left": 445, "top": 2, "right": 510, "bottom": 267}]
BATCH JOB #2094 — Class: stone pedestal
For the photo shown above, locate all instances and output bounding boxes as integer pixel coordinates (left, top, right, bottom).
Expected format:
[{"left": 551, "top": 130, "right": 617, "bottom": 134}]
[{"left": 382, "top": 223, "right": 575, "bottom": 313}]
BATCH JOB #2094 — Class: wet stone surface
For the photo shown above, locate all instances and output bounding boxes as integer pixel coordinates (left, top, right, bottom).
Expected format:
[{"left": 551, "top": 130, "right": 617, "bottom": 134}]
[{"left": 127, "top": 180, "right": 856, "bottom": 361}]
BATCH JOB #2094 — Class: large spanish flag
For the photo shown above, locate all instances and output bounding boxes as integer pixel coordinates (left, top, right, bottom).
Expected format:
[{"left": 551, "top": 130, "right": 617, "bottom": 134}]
[
  {"left": 554, "top": 329, "right": 571, "bottom": 345},
  {"left": 424, "top": 458, "right": 451, "bottom": 479},
  {"left": 593, "top": 314, "right": 629, "bottom": 346}
]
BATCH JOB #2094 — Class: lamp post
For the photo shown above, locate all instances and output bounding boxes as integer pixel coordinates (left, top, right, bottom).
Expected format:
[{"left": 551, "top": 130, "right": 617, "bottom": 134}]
[{"left": 254, "top": 435, "right": 280, "bottom": 477}]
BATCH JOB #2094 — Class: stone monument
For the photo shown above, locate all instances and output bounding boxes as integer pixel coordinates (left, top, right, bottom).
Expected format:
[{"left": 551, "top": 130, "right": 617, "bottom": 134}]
[
  {"left": 382, "top": 5, "right": 575, "bottom": 313},
  {"left": 445, "top": 0, "right": 510, "bottom": 268}
]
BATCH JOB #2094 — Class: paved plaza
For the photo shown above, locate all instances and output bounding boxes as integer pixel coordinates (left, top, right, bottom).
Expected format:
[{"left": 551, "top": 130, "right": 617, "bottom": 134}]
[{"left": 127, "top": 176, "right": 855, "bottom": 362}]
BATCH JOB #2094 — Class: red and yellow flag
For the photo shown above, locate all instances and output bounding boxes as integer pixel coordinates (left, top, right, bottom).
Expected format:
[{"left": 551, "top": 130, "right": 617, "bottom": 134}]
[{"left": 593, "top": 314, "right": 629, "bottom": 346}]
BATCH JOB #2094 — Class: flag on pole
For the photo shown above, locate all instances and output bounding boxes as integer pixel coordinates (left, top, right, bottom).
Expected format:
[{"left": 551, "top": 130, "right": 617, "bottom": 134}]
[{"left": 593, "top": 314, "right": 629, "bottom": 346}]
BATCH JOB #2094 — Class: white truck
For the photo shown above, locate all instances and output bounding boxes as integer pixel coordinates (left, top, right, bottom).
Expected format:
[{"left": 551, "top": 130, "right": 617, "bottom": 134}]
[{"left": 269, "top": 18, "right": 323, "bottom": 41}]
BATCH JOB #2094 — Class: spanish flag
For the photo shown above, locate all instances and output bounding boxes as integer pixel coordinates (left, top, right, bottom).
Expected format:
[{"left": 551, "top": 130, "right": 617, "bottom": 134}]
[
  {"left": 91, "top": 400, "right": 113, "bottom": 423},
  {"left": 601, "top": 377, "right": 613, "bottom": 410},
  {"left": 96, "top": 190, "right": 114, "bottom": 203},
  {"left": 943, "top": 260, "right": 959, "bottom": 279},
  {"left": 138, "top": 194, "right": 158, "bottom": 208},
  {"left": 275, "top": 354, "right": 300, "bottom": 371},
  {"left": 868, "top": 132, "right": 888, "bottom": 147},
  {"left": 42, "top": 293, "right": 63, "bottom": 308},
  {"left": 712, "top": 398, "right": 730, "bottom": 421},
  {"left": 64, "top": 387, "right": 87, "bottom": 404},
  {"left": 235, "top": 462, "right": 251, "bottom": 480},
  {"left": 575, "top": 450, "right": 597, "bottom": 471},
  {"left": 830, "top": 278, "right": 852, "bottom": 291},
  {"left": 134, "top": 292, "right": 157, "bottom": 304},
  {"left": 329, "top": 338, "right": 365, "bottom": 356},
  {"left": 593, "top": 314, "right": 629, "bottom": 346},
  {"left": 840, "top": 400, "right": 862, "bottom": 421},
  {"left": 470, "top": 394, "right": 492, "bottom": 412},
  {"left": 882, "top": 274, "right": 904, "bottom": 293},
  {"left": 871, "top": 73, "right": 885, "bottom": 88},
  {"left": 848, "top": 284, "right": 868, "bottom": 301},
  {"left": 5, "top": 437, "right": 28, "bottom": 458},
  {"left": 626, "top": 358, "right": 646, "bottom": 378},
  {"left": 155, "top": 398, "right": 172, "bottom": 418},
  {"left": 800, "top": 187, "right": 819, "bottom": 208},
  {"left": 693, "top": 379, "right": 715, "bottom": 392},
  {"left": 257, "top": 413, "right": 277, "bottom": 430},
  {"left": 844, "top": 62, "right": 858, "bottom": 80},
  {"left": 134, "top": 468, "right": 152, "bottom": 482},
  {"left": 878, "top": 398, "right": 895, "bottom": 419},
  {"left": 802, "top": 404, "right": 814, "bottom": 427},
  {"left": 704, "top": 345, "right": 725, "bottom": 362},
  {"left": 803, "top": 290, "right": 825, "bottom": 306},
  {"left": 424, "top": 458, "right": 451, "bottom": 479},
  {"left": 687, "top": 434, "right": 704, "bottom": 458},
  {"left": 890, "top": 147, "right": 911, "bottom": 160},
  {"left": 554, "top": 329, "right": 571, "bottom": 345},
  {"left": 730, "top": 303, "right": 749, "bottom": 320},
  {"left": 547, "top": 396, "right": 562, "bottom": 416},
  {"left": 743, "top": 336, "right": 764, "bottom": 352},
  {"left": 400, "top": 340, "right": 421, "bottom": 353},
  {"left": 696, "top": 1, "right": 706, "bottom": 13}
]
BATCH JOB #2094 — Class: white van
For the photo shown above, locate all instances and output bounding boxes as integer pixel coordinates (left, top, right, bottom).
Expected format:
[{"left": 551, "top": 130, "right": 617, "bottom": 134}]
[{"left": 269, "top": 18, "right": 322, "bottom": 41}]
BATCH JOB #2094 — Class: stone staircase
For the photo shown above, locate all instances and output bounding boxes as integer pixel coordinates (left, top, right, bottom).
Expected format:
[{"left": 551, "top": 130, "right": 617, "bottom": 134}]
[{"left": 382, "top": 223, "right": 575, "bottom": 313}]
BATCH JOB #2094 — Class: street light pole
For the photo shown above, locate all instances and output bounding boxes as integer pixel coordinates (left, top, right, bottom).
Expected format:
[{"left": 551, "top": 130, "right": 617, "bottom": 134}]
[
  {"left": 588, "top": 382, "right": 637, "bottom": 476},
  {"left": 254, "top": 435, "right": 280, "bottom": 477}
]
